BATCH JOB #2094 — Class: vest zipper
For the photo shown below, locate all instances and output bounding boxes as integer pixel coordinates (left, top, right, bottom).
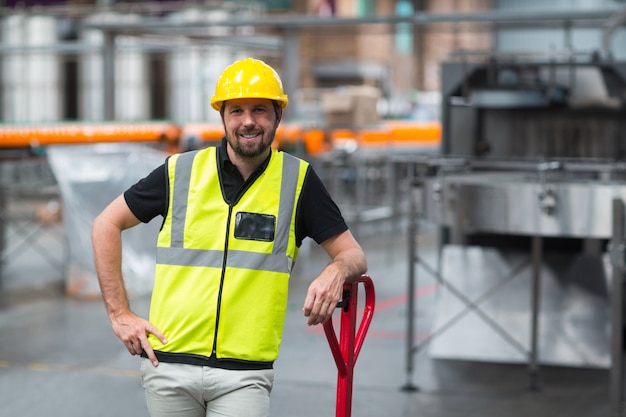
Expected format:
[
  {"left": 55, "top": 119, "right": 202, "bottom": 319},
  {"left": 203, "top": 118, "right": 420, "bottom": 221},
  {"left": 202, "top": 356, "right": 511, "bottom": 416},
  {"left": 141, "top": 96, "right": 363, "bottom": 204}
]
[
  {"left": 211, "top": 151, "right": 269, "bottom": 357},
  {"left": 212, "top": 204, "right": 233, "bottom": 356}
]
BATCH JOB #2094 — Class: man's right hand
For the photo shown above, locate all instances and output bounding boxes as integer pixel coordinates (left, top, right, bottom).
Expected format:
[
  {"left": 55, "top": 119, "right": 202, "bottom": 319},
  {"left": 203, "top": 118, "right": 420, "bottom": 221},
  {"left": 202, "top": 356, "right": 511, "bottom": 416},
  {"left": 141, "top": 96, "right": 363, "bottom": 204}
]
[{"left": 111, "top": 311, "right": 167, "bottom": 367}]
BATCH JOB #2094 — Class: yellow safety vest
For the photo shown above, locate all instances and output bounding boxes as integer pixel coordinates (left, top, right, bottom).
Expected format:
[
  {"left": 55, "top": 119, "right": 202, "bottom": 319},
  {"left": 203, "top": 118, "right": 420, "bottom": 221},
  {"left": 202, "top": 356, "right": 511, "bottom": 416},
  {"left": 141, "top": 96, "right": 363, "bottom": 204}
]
[{"left": 148, "top": 147, "right": 309, "bottom": 367}]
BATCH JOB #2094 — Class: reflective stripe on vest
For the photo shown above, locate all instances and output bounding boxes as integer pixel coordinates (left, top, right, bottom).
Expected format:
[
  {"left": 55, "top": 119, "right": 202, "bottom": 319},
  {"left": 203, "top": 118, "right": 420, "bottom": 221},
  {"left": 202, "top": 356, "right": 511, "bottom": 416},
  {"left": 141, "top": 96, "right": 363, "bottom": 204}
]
[{"left": 158, "top": 148, "right": 301, "bottom": 272}]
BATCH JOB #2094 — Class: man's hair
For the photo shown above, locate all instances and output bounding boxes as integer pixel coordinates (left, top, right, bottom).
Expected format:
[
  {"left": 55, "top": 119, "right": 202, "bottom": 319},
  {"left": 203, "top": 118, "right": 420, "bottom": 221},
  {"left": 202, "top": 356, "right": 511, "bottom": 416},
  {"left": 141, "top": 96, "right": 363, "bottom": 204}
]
[{"left": 220, "top": 100, "right": 282, "bottom": 119}]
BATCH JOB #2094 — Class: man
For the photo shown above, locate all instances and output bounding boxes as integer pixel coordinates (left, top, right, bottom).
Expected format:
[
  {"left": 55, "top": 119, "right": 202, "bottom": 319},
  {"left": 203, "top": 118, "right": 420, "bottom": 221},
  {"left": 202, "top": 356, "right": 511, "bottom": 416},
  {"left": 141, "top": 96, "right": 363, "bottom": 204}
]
[{"left": 92, "top": 57, "right": 367, "bottom": 417}]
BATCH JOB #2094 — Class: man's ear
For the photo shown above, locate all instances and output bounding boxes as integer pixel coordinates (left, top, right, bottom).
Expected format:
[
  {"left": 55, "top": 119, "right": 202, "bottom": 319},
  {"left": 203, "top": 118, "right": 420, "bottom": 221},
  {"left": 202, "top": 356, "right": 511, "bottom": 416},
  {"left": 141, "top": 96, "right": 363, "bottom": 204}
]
[{"left": 275, "top": 107, "right": 283, "bottom": 127}]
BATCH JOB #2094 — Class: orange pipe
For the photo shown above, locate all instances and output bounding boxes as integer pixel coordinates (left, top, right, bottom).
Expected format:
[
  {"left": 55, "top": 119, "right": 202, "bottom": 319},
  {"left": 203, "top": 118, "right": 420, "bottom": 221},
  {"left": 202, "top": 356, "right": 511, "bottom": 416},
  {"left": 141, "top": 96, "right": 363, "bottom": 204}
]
[
  {"left": 0, "top": 122, "right": 181, "bottom": 148},
  {"left": 384, "top": 120, "right": 441, "bottom": 145}
]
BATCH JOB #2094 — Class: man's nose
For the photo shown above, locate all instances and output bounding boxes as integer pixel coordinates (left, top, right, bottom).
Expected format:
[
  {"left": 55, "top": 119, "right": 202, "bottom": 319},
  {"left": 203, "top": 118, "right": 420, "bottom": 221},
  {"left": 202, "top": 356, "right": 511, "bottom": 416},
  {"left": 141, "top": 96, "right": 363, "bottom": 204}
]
[{"left": 241, "top": 110, "right": 256, "bottom": 125}]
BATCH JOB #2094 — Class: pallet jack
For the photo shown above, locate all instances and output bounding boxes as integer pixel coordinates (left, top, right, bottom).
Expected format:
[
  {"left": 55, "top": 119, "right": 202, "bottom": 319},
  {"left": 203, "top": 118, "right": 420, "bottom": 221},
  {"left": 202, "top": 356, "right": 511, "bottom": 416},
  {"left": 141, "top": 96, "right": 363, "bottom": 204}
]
[{"left": 323, "top": 275, "right": 375, "bottom": 417}]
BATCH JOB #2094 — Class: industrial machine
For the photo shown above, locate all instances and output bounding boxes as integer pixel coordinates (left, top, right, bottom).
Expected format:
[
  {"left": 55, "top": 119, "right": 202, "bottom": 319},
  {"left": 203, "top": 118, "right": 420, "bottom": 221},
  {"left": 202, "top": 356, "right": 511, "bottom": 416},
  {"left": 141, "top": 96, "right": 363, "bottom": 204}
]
[{"left": 408, "top": 53, "right": 626, "bottom": 397}]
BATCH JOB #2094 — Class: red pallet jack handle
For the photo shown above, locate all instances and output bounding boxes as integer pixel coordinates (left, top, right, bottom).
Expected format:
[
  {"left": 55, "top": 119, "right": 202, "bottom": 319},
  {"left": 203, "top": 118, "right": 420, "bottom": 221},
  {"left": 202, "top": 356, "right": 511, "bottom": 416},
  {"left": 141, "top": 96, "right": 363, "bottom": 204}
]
[{"left": 323, "top": 275, "right": 375, "bottom": 417}]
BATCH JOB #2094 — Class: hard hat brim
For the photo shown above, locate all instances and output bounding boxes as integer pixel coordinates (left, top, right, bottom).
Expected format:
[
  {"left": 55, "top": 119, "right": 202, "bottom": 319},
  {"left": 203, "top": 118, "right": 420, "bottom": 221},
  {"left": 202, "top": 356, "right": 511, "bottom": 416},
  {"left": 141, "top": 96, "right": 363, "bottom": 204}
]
[{"left": 210, "top": 94, "right": 289, "bottom": 111}]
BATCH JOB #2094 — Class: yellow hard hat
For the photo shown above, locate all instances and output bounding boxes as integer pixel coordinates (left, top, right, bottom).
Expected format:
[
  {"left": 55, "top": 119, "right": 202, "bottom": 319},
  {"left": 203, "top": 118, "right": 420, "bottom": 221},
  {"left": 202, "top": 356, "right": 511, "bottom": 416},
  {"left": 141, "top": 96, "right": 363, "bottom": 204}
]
[{"left": 210, "top": 58, "right": 289, "bottom": 111}]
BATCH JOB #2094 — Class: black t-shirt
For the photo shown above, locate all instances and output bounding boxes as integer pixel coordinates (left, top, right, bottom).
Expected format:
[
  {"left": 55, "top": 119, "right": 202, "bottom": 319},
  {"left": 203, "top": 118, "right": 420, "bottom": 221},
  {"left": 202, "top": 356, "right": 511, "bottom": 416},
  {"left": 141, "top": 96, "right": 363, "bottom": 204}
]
[{"left": 124, "top": 139, "right": 348, "bottom": 247}]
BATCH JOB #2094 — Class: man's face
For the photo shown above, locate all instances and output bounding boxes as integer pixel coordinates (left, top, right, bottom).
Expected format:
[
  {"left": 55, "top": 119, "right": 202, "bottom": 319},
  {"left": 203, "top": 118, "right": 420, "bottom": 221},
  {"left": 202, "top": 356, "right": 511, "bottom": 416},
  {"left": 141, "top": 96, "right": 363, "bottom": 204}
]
[{"left": 222, "top": 98, "right": 281, "bottom": 160}]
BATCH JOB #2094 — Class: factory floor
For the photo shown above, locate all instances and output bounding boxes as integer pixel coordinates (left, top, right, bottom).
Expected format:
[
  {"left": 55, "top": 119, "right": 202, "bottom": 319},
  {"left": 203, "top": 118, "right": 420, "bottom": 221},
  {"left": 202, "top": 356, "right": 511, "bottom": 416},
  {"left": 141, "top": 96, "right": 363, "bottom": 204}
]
[{"left": 0, "top": 220, "right": 615, "bottom": 417}]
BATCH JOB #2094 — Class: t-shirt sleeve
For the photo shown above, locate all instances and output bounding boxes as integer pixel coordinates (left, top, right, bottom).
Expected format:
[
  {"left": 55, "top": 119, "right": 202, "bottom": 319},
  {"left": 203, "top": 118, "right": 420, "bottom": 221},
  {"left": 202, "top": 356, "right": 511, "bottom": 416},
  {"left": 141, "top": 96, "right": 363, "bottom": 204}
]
[
  {"left": 123, "top": 163, "right": 168, "bottom": 223},
  {"left": 296, "top": 166, "right": 348, "bottom": 246}
]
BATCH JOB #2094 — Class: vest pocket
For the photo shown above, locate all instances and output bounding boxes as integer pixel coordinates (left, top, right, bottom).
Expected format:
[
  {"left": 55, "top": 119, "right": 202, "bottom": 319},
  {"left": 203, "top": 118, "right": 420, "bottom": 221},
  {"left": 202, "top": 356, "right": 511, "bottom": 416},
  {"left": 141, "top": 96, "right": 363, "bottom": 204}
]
[{"left": 234, "top": 212, "right": 276, "bottom": 242}]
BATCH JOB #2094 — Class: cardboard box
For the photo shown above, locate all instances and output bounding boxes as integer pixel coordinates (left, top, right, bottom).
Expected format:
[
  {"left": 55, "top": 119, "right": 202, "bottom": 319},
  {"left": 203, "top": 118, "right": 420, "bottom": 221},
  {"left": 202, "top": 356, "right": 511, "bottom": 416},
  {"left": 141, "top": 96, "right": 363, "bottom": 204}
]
[{"left": 321, "top": 85, "right": 381, "bottom": 127}]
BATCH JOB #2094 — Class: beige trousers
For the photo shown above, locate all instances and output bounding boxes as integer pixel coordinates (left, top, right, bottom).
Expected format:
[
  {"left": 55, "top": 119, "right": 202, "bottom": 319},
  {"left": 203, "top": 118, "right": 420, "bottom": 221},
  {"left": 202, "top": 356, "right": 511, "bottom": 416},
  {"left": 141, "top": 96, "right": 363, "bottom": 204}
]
[{"left": 140, "top": 358, "right": 274, "bottom": 417}]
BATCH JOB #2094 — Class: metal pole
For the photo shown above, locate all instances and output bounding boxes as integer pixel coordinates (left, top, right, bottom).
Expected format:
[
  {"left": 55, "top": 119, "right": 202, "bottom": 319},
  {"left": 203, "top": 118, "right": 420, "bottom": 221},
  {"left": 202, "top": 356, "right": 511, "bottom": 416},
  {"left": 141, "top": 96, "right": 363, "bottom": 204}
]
[
  {"left": 102, "top": 30, "right": 115, "bottom": 120},
  {"left": 402, "top": 163, "right": 419, "bottom": 392},
  {"left": 529, "top": 235, "right": 542, "bottom": 391},
  {"left": 281, "top": 28, "right": 299, "bottom": 121},
  {"left": 0, "top": 184, "right": 5, "bottom": 283},
  {"left": 351, "top": 158, "right": 364, "bottom": 240},
  {"left": 610, "top": 198, "right": 625, "bottom": 417}
]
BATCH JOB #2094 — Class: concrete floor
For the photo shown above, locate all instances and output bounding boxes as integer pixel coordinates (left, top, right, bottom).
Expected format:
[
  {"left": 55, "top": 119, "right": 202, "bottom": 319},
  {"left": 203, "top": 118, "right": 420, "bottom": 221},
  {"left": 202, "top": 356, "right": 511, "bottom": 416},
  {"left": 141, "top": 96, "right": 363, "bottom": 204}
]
[{"left": 0, "top": 220, "right": 616, "bottom": 417}]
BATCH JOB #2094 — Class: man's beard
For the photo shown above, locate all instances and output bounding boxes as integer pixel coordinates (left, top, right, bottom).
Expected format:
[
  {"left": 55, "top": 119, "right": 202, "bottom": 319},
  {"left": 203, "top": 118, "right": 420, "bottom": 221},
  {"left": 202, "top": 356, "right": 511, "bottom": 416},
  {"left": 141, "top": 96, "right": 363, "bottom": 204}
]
[{"left": 227, "top": 128, "right": 276, "bottom": 159}]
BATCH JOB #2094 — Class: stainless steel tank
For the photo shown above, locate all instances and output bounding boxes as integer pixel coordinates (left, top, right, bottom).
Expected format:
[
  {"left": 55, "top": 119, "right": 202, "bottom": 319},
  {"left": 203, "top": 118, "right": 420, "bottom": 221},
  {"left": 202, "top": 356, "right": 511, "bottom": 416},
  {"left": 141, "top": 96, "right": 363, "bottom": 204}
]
[
  {"left": 1, "top": 13, "right": 61, "bottom": 122},
  {"left": 80, "top": 11, "right": 149, "bottom": 121}
]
